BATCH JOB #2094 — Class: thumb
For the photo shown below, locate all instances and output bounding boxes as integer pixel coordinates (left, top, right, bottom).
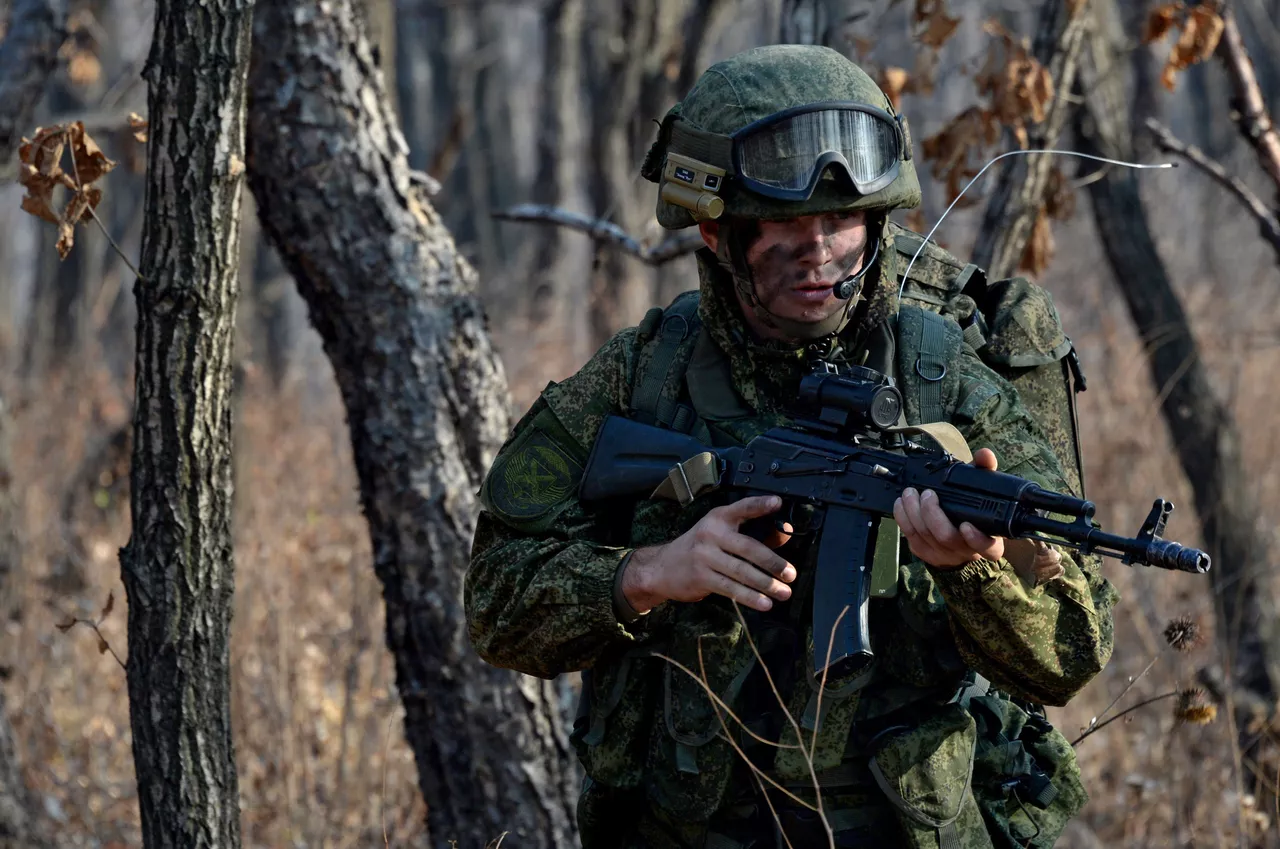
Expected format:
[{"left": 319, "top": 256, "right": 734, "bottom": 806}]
[{"left": 972, "top": 447, "right": 998, "bottom": 471}]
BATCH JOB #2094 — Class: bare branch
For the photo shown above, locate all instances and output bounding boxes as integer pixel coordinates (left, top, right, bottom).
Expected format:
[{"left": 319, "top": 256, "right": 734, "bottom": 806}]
[
  {"left": 493, "top": 204, "right": 704, "bottom": 265},
  {"left": 1145, "top": 117, "right": 1280, "bottom": 261},
  {"left": 1217, "top": 8, "right": 1280, "bottom": 195}
]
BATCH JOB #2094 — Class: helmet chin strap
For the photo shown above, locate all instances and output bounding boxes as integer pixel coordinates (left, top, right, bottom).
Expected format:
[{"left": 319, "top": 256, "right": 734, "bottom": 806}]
[{"left": 715, "top": 216, "right": 883, "bottom": 343}]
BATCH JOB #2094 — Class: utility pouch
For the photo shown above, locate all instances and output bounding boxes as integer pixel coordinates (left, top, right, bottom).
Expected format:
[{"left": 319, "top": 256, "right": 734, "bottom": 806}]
[
  {"left": 967, "top": 694, "right": 1088, "bottom": 848},
  {"left": 646, "top": 605, "right": 757, "bottom": 821},
  {"left": 868, "top": 703, "right": 993, "bottom": 849},
  {"left": 571, "top": 645, "right": 663, "bottom": 791}
]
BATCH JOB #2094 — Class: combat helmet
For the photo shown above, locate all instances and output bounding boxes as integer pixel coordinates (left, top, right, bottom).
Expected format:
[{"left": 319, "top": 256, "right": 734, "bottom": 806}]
[{"left": 641, "top": 44, "right": 922, "bottom": 340}]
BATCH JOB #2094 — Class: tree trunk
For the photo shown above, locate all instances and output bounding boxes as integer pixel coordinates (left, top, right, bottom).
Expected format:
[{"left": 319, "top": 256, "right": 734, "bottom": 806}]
[
  {"left": 245, "top": 0, "right": 580, "bottom": 845},
  {"left": 0, "top": 392, "right": 44, "bottom": 849},
  {"left": 970, "top": 0, "right": 1088, "bottom": 280},
  {"left": 0, "top": 0, "right": 65, "bottom": 172},
  {"left": 118, "top": 0, "right": 252, "bottom": 843},
  {"left": 1076, "top": 0, "right": 1278, "bottom": 745}
]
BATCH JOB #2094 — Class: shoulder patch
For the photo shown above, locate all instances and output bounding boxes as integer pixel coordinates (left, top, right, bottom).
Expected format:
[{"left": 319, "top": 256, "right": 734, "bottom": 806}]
[{"left": 486, "top": 429, "right": 584, "bottom": 522}]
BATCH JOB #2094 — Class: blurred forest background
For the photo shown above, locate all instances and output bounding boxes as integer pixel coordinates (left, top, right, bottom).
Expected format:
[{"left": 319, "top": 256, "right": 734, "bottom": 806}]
[{"left": 1, "top": 0, "right": 1279, "bottom": 846}]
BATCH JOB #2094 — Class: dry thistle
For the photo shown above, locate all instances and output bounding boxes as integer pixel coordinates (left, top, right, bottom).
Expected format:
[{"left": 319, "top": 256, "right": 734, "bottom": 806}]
[
  {"left": 1163, "top": 615, "right": 1204, "bottom": 653},
  {"left": 1174, "top": 688, "right": 1218, "bottom": 725}
]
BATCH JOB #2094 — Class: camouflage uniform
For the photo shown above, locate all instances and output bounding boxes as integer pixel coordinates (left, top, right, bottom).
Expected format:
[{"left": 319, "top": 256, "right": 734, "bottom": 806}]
[{"left": 466, "top": 45, "right": 1117, "bottom": 849}]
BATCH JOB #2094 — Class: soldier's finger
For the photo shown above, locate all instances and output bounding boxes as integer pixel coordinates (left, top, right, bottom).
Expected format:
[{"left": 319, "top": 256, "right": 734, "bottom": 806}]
[
  {"left": 722, "top": 533, "right": 796, "bottom": 582},
  {"left": 719, "top": 496, "right": 782, "bottom": 525},
  {"left": 705, "top": 569, "right": 773, "bottom": 611},
  {"left": 959, "top": 523, "right": 1004, "bottom": 561},
  {"left": 918, "top": 490, "right": 963, "bottom": 550},
  {"left": 706, "top": 550, "right": 792, "bottom": 601},
  {"left": 893, "top": 490, "right": 923, "bottom": 541},
  {"left": 899, "top": 488, "right": 945, "bottom": 552},
  {"left": 972, "top": 448, "right": 998, "bottom": 471}
]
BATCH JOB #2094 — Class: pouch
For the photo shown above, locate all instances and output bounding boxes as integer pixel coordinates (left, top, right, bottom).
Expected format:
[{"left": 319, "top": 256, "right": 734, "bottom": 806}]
[{"left": 868, "top": 702, "right": 993, "bottom": 849}]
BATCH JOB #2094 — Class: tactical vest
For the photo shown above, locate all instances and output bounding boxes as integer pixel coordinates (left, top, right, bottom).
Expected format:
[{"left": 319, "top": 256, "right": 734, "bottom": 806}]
[
  {"left": 573, "top": 229, "right": 1089, "bottom": 849},
  {"left": 628, "top": 227, "right": 1087, "bottom": 496}
]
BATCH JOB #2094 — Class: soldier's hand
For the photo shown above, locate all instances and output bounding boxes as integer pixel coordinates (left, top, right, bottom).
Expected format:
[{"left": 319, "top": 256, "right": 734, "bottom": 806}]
[
  {"left": 622, "top": 496, "right": 797, "bottom": 614},
  {"left": 894, "top": 447, "right": 1006, "bottom": 569}
]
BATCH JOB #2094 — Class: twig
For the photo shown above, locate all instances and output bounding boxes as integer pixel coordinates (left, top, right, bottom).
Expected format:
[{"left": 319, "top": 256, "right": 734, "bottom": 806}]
[
  {"left": 1075, "top": 650, "right": 1166, "bottom": 743},
  {"left": 493, "top": 204, "right": 705, "bottom": 265},
  {"left": 730, "top": 604, "right": 834, "bottom": 848},
  {"left": 86, "top": 205, "right": 145, "bottom": 282},
  {"left": 1146, "top": 117, "right": 1280, "bottom": 261},
  {"left": 660, "top": 652, "right": 818, "bottom": 812},
  {"left": 1217, "top": 8, "right": 1280, "bottom": 194},
  {"left": 1071, "top": 691, "right": 1179, "bottom": 746}
]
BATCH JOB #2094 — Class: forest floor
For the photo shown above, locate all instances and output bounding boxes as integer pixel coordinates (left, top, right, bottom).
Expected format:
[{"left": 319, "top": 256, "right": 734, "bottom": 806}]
[{"left": 3, "top": 222, "right": 1280, "bottom": 846}]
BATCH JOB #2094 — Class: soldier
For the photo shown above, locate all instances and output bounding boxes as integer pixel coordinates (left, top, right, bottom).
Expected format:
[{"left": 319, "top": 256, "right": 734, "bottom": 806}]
[{"left": 466, "top": 44, "right": 1118, "bottom": 848}]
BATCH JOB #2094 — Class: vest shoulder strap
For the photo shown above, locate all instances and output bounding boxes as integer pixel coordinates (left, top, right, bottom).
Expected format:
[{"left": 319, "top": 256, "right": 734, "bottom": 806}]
[{"left": 629, "top": 290, "right": 702, "bottom": 432}]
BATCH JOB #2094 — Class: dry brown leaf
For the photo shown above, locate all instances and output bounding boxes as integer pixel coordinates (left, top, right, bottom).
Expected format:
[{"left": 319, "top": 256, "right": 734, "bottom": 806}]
[
  {"left": 67, "top": 51, "right": 102, "bottom": 86},
  {"left": 16, "top": 122, "right": 116, "bottom": 260},
  {"left": 1018, "top": 208, "right": 1055, "bottom": 276},
  {"left": 100, "top": 590, "right": 115, "bottom": 620},
  {"left": 909, "top": 49, "right": 939, "bottom": 97},
  {"left": 880, "top": 66, "right": 911, "bottom": 110},
  {"left": 1156, "top": 3, "right": 1224, "bottom": 90},
  {"left": 70, "top": 121, "right": 116, "bottom": 185},
  {"left": 97, "top": 634, "right": 110, "bottom": 655},
  {"left": 129, "top": 112, "right": 149, "bottom": 144},
  {"left": 1144, "top": 2, "right": 1184, "bottom": 43},
  {"left": 1044, "top": 165, "right": 1077, "bottom": 221},
  {"left": 915, "top": 0, "right": 960, "bottom": 49},
  {"left": 921, "top": 107, "right": 996, "bottom": 205}
]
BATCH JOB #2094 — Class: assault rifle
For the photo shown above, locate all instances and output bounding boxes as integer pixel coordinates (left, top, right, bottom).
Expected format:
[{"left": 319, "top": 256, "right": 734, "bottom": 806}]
[{"left": 580, "top": 365, "right": 1210, "bottom": 680}]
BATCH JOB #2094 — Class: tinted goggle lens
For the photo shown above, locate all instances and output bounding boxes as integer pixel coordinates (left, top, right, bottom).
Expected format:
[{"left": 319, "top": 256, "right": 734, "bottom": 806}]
[{"left": 736, "top": 108, "right": 901, "bottom": 195}]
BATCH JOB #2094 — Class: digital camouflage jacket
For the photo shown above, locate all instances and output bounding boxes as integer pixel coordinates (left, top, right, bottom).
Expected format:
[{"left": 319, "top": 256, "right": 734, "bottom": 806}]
[{"left": 465, "top": 223, "right": 1119, "bottom": 849}]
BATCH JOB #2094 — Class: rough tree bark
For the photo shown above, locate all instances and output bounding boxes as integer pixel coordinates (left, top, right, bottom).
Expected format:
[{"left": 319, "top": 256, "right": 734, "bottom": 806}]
[
  {"left": 245, "top": 0, "right": 580, "bottom": 845},
  {"left": 970, "top": 0, "right": 1088, "bottom": 280},
  {"left": 117, "top": 0, "right": 252, "bottom": 843},
  {"left": 1075, "top": 2, "right": 1278, "bottom": 736}
]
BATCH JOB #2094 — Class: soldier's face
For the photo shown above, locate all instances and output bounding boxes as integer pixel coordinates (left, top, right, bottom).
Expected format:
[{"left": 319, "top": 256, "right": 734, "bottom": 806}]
[
  {"left": 740, "top": 210, "right": 869, "bottom": 327},
  {"left": 699, "top": 210, "right": 871, "bottom": 339}
]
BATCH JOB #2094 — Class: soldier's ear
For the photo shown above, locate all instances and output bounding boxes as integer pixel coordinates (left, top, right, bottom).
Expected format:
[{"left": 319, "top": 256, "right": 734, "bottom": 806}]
[{"left": 698, "top": 220, "right": 720, "bottom": 253}]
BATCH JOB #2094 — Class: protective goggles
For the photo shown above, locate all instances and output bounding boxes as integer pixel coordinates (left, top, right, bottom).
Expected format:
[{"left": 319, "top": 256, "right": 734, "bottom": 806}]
[{"left": 730, "top": 102, "right": 907, "bottom": 201}]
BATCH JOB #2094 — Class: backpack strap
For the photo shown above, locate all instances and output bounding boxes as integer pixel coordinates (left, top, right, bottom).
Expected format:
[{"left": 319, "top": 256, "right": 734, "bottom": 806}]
[
  {"left": 895, "top": 305, "right": 963, "bottom": 426},
  {"left": 630, "top": 291, "right": 702, "bottom": 432}
]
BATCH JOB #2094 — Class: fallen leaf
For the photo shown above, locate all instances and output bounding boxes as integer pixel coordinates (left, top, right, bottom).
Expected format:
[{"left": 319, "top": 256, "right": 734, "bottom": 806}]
[
  {"left": 100, "top": 590, "right": 115, "bottom": 620},
  {"left": 97, "top": 634, "right": 110, "bottom": 655}
]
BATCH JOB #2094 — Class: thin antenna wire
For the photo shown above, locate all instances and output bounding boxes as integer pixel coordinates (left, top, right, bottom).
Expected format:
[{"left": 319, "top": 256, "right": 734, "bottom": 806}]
[{"left": 899, "top": 149, "right": 1176, "bottom": 300}]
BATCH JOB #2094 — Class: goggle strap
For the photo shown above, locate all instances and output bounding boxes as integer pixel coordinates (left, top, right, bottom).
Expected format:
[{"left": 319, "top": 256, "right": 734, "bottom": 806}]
[{"left": 669, "top": 121, "right": 735, "bottom": 174}]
